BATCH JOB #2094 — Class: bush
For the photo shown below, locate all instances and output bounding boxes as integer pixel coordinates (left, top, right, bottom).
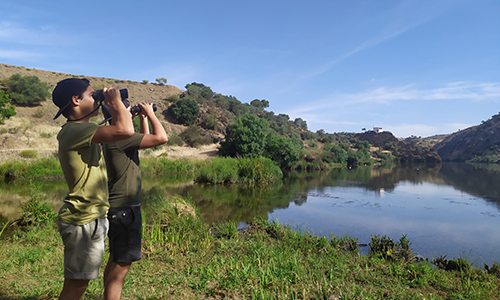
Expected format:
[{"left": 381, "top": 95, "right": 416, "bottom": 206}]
[
  {"left": 0, "top": 90, "right": 16, "bottom": 123},
  {"left": 16, "top": 189, "right": 57, "bottom": 226},
  {"left": 167, "top": 135, "right": 184, "bottom": 146},
  {"left": 19, "top": 150, "right": 38, "bottom": 159},
  {"left": 180, "top": 126, "right": 212, "bottom": 148},
  {"left": 219, "top": 114, "right": 269, "bottom": 158},
  {"left": 167, "top": 98, "right": 199, "bottom": 125},
  {"left": 6, "top": 74, "right": 50, "bottom": 106},
  {"left": 202, "top": 114, "right": 219, "bottom": 130}
]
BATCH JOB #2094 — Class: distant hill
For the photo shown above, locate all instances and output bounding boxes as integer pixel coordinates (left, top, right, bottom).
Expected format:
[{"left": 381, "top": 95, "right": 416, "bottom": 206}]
[
  {"left": 355, "top": 131, "right": 442, "bottom": 163},
  {"left": 0, "top": 63, "right": 444, "bottom": 165},
  {"left": 434, "top": 112, "right": 500, "bottom": 162}
]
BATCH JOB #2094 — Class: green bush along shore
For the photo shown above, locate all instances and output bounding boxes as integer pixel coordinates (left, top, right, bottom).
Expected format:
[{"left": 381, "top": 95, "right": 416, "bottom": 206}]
[{"left": 1, "top": 188, "right": 499, "bottom": 299}]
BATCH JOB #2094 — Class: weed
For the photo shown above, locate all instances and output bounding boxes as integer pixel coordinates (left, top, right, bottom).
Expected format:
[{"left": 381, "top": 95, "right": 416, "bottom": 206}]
[{"left": 19, "top": 150, "right": 38, "bottom": 159}]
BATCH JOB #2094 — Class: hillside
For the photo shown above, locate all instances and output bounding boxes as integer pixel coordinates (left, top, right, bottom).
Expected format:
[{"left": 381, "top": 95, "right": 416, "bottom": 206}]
[
  {"left": 434, "top": 112, "right": 500, "bottom": 162},
  {"left": 0, "top": 63, "right": 220, "bottom": 161},
  {"left": 0, "top": 63, "right": 443, "bottom": 165},
  {"left": 354, "top": 131, "right": 442, "bottom": 163}
]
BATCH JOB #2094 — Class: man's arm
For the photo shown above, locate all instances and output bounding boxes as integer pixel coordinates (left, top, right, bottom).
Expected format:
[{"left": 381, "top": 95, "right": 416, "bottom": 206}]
[
  {"left": 137, "top": 103, "right": 168, "bottom": 149},
  {"left": 92, "top": 88, "right": 134, "bottom": 144}
]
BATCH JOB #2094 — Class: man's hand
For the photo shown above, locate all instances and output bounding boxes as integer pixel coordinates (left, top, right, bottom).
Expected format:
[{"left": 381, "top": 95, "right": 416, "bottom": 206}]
[{"left": 138, "top": 103, "right": 155, "bottom": 118}]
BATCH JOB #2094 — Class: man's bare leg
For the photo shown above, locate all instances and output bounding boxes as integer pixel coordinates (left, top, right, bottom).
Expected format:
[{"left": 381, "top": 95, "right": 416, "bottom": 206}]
[
  {"left": 104, "top": 255, "right": 132, "bottom": 300},
  {"left": 59, "top": 278, "right": 89, "bottom": 300}
]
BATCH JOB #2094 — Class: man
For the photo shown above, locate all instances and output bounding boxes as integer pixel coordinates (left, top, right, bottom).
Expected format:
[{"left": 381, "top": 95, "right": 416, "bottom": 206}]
[
  {"left": 102, "top": 101, "right": 168, "bottom": 300},
  {"left": 52, "top": 78, "right": 134, "bottom": 300}
]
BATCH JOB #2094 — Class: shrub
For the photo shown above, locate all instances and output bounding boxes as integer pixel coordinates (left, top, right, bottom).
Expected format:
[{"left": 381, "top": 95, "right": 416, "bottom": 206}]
[
  {"left": 6, "top": 74, "right": 50, "bottom": 106},
  {"left": 19, "top": 150, "right": 38, "bottom": 159},
  {"left": 202, "top": 114, "right": 219, "bottom": 130},
  {"left": 219, "top": 114, "right": 268, "bottom": 158},
  {"left": 167, "top": 135, "right": 184, "bottom": 146},
  {"left": 17, "top": 195, "right": 57, "bottom": 227},
  {"left": 180, "top": 126, "right": 212, "bottom": 148},
  {"left": 0, "top": 90, "right": 16, "bottom": 123},
  {"left": 167, "top": 98, "right": 199, "bottom": 125}
]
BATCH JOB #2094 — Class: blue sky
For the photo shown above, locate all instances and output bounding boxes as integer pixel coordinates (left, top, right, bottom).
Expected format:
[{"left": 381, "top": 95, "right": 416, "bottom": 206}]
[{"left": 1, "top": 0, "right": 499, "bottom": 138}]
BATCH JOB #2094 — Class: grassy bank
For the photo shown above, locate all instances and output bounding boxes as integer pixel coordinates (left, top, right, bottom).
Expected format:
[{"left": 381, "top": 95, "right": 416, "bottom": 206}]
[
  {"left": 0, "top": 156, "right": 283, "bottom": 185},
  {"left": 1, "top": 194, "right": 499, "bottom": 300}
]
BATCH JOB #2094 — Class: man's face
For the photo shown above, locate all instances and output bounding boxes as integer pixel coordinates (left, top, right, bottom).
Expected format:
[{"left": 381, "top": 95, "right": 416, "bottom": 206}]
[{"left": 80, "top": 85, "right": 97, "bottom": 117}]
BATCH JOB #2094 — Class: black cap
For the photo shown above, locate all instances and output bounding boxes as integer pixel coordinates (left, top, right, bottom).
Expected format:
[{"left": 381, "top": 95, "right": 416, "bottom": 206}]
[{"left": 52, "top": 78, "right": 90, "bottom": 119}]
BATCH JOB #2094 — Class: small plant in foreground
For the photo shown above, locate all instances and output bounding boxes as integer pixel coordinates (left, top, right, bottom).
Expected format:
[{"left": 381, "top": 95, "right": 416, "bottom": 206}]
[{"left": 19, "top": 150, "right": 38, "bottom": 158}]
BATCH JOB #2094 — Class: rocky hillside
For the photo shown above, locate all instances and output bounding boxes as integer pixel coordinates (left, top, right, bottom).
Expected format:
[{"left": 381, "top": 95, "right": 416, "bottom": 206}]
[
  {"left": 0, "top": 63, "right": 197, "bottom": 161},
  {"left": 434, "top": 112, "right": 500, "bottom": 162},
  {"left": 355, "top": 131, "right": 442, "bottom": 163}
]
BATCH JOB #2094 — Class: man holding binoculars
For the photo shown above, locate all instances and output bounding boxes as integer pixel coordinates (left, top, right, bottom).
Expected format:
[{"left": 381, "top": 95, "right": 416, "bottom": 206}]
[
  {"left": 101, "top": 97, "right": 167, "bottom": 300},
  {"left": 53, "top": 78, "right": 135, "bottom": 299},
  {"left": 52, "top": 78, "right": 167, "bottom": 299}
]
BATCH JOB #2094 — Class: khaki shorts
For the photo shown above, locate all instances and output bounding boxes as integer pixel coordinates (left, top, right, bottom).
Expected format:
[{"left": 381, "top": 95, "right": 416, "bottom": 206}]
[{"left": 58, "top": 218, "right": 109, "bottom": 280}]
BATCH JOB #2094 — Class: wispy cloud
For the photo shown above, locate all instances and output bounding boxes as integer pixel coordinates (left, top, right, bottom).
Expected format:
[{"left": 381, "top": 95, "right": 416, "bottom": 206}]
[
  {"left": 0, "top": 21, "right": 68, "bottom": 46},
  {"left": 0, "top": 49, "right": 41, "bottom": 60},
  {"left": 300, "top": 0, "right": 448, "bottom": 80},
  {"left": 386, "top": 122, "right": 473, "bottom": 138},
  {"left": 287, "top": 81, "right": 500, "bottom": 116}
]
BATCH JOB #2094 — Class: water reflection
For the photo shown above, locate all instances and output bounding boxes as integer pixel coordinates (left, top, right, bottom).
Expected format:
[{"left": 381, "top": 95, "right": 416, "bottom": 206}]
[
  {"left": 1, "top": 163, "right": 499, "bottom": 267},
  {"left": 149, "top": 163, "right": 499, "bottom": 267}
]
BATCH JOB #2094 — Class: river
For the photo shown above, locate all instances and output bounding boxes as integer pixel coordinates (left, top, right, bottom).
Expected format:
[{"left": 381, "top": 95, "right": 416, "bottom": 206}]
[{"left": 1, "top": 162, "right": 499, "bottom": 267}]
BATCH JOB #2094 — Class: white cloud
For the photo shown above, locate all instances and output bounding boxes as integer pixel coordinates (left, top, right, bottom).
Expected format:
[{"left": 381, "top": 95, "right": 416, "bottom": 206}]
[
  {"left": 0, "top": 21, "right": 68, "bottom": 46},
  {"left": 288, "top": 81, "right": 500, "bottom": 117},
  {"left": 0, "top": 49, "right": 41, "bottom": 60}
]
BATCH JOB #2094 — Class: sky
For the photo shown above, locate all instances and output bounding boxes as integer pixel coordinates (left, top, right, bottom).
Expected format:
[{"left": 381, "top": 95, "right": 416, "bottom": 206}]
[{"left": 1, "top": 0, "right": 499, "bottom": 138}]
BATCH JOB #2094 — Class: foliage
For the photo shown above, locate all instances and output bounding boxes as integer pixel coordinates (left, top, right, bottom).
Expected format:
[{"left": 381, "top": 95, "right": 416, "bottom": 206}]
[
  {"left": 16, "top": 187, "right": 57, "bottom": 226},
  {"left": 155, "top": 77, "right": 167, "bottom": 85},
  {"left": 167, "top": 97, "right": 200, "bottom": 125},
  {"left": 0, "top": 90, "right": 16, "bottom": 123},
  {"left": 166, "top": 134, "right": 184, "bottom": 146},
  {"left": 6, "top": 73, "right": 50, "bottom": 106},
  {"left": 0, "top": 158, "right": 62, "bottom": 183},
  {"left": 19, "top": 150, "right": 38, "bottom": 159},
  {"left": 180, "top": 125, "right": 213, "bottom": 148},
  {"left": 2, "top": 196, "right": 499, "bottom": 299},
  {"left": 293, "top": 117, "right": 308, "bottom": 129},
  {"left": 219, "top": 114, "right": 269, "bottom": 158},
  {"left": 195, "top": 157, "right": 282, "bottom": 184},
  {"left": 185, "top": 82, "right": 214, "bottom": 102},
  {"left": 323, "top": 144, "right": 348, "bottom": 163},
  {"left": 201, "top": 114, "right": 219, "bottom": 130},
  {"left": 263, "top": 132, "right": 302, "bottom": 169}
]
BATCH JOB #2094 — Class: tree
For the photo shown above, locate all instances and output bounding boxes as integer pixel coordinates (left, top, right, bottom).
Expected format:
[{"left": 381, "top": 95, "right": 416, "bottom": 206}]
[
  {"left": 219, "top": 114, "right": 269, "bottom": 158},
  {"left": 167, "top": 98, "right": 199, "bottom": 125},
  {"left": 294, "top": 118, "right": 308, "bottom": 130},
  {"left": 0, "top": 91, "right": 16, "bottom": 123},
  {"left": 156, "top": 77, "right": 167, "bottom": 85},
  {"left": 186, "top": 82, "right": 214, "bottom": 101},
  {"left": 264, "top": 132, "right": 302, "bottom": 169},
  {"left": 6, "top": 74, "right": 50, "bottom": 106}
]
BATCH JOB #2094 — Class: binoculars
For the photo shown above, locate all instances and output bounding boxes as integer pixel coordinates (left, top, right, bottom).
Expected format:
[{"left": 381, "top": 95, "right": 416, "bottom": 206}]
[
  {"left": 93, "top": 88, "right": 128, "bottom": 102},
  {"left": 98, "top": 88, "right": 157, "bottom": 124}
]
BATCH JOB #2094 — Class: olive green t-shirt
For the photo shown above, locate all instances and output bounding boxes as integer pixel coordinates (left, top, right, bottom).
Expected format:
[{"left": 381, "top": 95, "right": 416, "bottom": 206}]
[
  {"left": 57, "top": 122, "right": 109, "bottom": 225},
  {"left": 102, "top": 133, "right": 144, "bottom": 208}
]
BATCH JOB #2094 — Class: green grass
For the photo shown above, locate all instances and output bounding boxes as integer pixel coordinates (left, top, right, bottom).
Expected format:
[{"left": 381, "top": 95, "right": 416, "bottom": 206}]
[{"left": 1, "top": 194, "right": 499, "bottom": 299}]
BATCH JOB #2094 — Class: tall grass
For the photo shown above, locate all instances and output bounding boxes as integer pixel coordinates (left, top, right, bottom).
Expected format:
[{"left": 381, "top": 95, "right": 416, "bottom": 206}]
[
  {"left": 196, "top": 157, "right": 282, "bottom": 184},
  {"left": 1, "top": 192, "right": 499, "bottom": 299},
  {"left": 0, "top": 157, "right": 63, "bottom": 183}
]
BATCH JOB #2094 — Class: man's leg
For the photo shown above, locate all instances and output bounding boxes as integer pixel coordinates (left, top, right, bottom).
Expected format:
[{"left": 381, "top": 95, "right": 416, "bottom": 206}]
[
  {"left": 59, "top": 278, "right": 89, "bottom": 300},
  {"left": 104, "top": 254, "right": 132, "bottom": 300}
]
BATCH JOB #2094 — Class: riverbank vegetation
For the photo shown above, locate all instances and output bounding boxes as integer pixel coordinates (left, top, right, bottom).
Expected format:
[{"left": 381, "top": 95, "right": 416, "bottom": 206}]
[
  {"left": 1, "top": 191, "right": 499, "bottom": 299},
  {"left": 0, "top": 156, "right": 283, "bottom": 185}
]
